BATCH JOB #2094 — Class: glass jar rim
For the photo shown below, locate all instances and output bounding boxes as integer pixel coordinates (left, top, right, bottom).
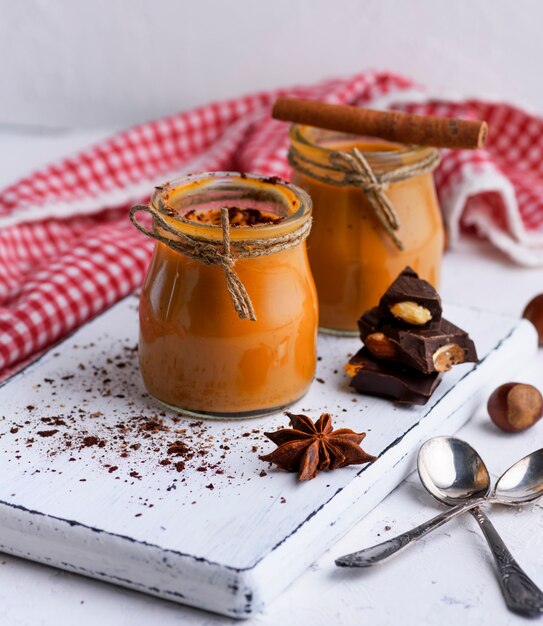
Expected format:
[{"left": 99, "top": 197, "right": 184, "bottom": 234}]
[{"left": 151, "top": 171, "right": 312, "bottom": 237}]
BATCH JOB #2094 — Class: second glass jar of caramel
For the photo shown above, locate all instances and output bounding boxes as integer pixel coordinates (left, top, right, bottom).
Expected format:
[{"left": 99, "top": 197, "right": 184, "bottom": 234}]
[{"left": 289, "top": 124, "right": 444, "bottom": 335}]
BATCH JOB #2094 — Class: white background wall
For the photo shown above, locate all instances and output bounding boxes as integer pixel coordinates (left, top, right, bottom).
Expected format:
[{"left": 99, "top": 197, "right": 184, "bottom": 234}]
[{"left": 1, "top": 0, "right": 543, "bottom": 130}]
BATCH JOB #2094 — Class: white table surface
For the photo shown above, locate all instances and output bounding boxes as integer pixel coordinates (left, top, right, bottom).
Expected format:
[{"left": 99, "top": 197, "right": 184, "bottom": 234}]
[{"left": 1, "top": 128, "right": 542, "bottom": 626}]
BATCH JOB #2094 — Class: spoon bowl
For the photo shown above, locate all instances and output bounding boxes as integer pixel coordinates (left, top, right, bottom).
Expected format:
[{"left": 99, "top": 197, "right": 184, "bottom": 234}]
[
  {"left": 417, "top": 436, "right": 491, "bottom": 506},
  {"left": 495, "top": 447, "right": 543, "bottom": 503}
]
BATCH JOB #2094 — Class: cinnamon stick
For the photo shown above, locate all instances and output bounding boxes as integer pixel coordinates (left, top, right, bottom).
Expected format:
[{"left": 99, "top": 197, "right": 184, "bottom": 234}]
[{"left": 272, "top": 97, "right": 488, "bottom": 150}]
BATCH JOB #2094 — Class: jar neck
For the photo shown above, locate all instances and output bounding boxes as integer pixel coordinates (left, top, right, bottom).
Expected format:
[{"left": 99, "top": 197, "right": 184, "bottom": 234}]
[{"left": 289, "top": 124, "right": 440, "bottom": 186}]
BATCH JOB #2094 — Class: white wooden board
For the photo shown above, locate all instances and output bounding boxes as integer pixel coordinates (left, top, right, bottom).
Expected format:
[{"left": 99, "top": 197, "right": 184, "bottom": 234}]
[{"left": 0, "top": 295, "right": 537, "bottom": 618}]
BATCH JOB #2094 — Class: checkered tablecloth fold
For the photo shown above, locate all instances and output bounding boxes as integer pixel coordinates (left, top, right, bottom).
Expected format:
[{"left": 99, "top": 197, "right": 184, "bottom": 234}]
[{"left": 1, "top": 71, "right": 543, "bottom": 378}]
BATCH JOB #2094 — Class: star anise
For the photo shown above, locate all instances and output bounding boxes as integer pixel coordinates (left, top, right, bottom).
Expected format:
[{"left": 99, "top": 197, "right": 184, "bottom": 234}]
[{"left": 259, "top": 412, "right": 377, "bottom": 481}]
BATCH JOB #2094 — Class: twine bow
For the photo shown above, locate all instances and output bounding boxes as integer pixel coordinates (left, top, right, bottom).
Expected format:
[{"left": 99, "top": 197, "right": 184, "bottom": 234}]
[
  {"left": 329, "top": 148, "right": 402, "bottom": 249},
  {"left": 130, "top": 204, "right": 311, "bottom": 321},
  {"left": 288, "top": 145, "right": 440, "bottom": 251}
]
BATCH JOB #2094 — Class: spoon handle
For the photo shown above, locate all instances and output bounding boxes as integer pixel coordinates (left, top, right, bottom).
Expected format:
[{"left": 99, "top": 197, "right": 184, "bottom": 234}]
[
  {"left": 470, "top": 507, "right": 543, "bottom": 617},
  {"left": 335, "top": 497, "right": 488, "bottom": 568}
]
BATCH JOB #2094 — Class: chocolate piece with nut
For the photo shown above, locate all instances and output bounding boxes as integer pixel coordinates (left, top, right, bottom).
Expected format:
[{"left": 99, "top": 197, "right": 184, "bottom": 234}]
[
  {"left": 347, "top": 267, "right": 479, "bottom": 405},
  {"left": 378, "top": 267, "right": 442, "bottom": 326},
  {"left": 345, "top": 348, "right": 441, "bottom": 405},
  {"left": 359, "top": 308, "right": 478, "bottom": 374}
]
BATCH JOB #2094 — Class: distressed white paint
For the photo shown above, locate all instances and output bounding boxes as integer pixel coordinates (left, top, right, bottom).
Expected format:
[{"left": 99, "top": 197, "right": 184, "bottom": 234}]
[
  {"left": 1, "top": 0, "right": 543, "bottom": 129},
  {"left": 0, "top": 292, "right": 536, "bottom": 618}
]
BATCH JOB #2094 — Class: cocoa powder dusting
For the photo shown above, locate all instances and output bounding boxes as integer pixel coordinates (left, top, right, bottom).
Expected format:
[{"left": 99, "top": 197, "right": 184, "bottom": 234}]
[
  {"left": 37, "top": 430, "right": 59, "bottom": 438},
  {"left": 2, "top": 326, "right": 269, "bottom": 497},
  {"left": 82, "top": 436, "right": 100, "bottom": 447}
]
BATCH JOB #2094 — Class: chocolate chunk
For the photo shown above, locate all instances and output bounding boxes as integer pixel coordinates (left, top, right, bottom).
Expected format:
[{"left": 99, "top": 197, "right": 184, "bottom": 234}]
[
  {"left": 359, "top": 308, "right": 478, "bottom": 374},
  {"left": 358, "top": 307, "right": 385, "bottom": 340},
  {"left": 378, "top": 267, "right": 442, "bottom": 325},
  {"left": 390, "top": 318, "right": 478, "bottom": 374},
  {"left": 345, "top": 348, "right": 441, "bottom": 405}
]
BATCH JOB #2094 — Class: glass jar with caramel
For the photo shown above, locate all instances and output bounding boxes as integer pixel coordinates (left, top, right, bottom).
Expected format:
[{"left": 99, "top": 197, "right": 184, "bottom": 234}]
[
  {"left": 131, "top": 173, "right": 317, "bottom": 418},
  {"left": 289, "top": 124, "right": 444, "bottom": 335}
]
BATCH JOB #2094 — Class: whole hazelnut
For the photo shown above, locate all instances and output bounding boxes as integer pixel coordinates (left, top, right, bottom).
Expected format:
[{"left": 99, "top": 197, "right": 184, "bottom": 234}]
[
  {"left": 523, "top": 294, "right": 543, "bottom": 346},
  {"left": 487, "top": 383, "right": 543, "bottom": 433}
]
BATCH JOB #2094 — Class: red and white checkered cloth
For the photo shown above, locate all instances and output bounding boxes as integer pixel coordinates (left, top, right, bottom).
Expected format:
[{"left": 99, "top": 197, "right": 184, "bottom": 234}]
[{"left": 2, "top": 71, "right": 543, "bottom": 379}]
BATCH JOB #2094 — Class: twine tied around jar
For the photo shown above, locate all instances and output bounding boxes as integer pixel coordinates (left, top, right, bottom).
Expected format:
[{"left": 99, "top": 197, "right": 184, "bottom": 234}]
[
  {"left": 130, "top": 204, "right": 312, "bottom": 322},
  {"left": 288, "top": 146, "right": 440, "bottom": 251}
]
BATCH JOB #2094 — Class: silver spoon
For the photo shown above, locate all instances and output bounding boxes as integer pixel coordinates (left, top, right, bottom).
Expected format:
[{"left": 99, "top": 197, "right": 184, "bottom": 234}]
[
  {"left": 420, "top": 437, "right": 543, "bottom": 617},
  {"left": 336, "top": 438, "right": 543, "bottom": 616}
]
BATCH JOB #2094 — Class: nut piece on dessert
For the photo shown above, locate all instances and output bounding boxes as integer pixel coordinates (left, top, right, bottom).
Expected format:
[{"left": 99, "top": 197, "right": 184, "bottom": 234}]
[
  {"left": 364, "top": 332, "right": 398, "bottom": 360},
  {"left": 432, "top": 343, "right": 466, "bottom": 372},
  {"left": 184, "top": 206, "right": 282, "bottom": 226},
  {"left": 487, "top": 383, "right": 543, "bottom": 432},
  {"left": 389, "top": 301, "right": 433, "bottom": 326}
]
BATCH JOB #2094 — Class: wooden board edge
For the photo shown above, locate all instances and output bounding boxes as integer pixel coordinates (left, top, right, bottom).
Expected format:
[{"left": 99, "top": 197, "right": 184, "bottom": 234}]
[{"left": 0, "top": 496, "right": 258, "bottom": 618}]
